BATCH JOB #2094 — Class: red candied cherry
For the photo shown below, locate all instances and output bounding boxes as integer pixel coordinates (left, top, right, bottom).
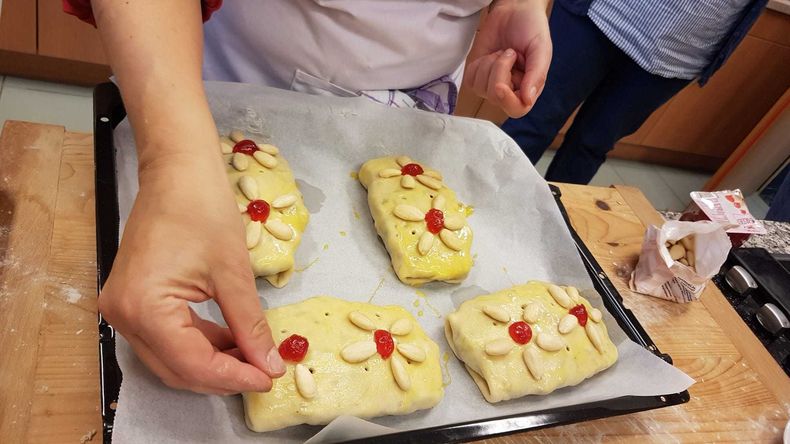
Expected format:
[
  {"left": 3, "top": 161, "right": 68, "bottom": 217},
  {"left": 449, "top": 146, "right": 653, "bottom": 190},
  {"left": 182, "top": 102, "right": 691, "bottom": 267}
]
[
  {"left": 569, "top": 304, "right": 588, "bottom": 326},
  {"left": 424, "top": 208, "right": 444, "bottom": 234},
  {"left": 374, "top": 329, "right": 395, "bottom": 359},
  {"left": 401, "top": 163, "right": 424, "bottom": 177},
  {"left": 278, "top": 334, "right": 309, "bottom": 362},
  {"left": 233, "top": 139, "right": 259, "bottom": 156},
  {"left": 247, "top": 199, "right": 271, "bottom": 223},
  {"left": 509, "top": 321, "right": 532, "bottom": 344}
]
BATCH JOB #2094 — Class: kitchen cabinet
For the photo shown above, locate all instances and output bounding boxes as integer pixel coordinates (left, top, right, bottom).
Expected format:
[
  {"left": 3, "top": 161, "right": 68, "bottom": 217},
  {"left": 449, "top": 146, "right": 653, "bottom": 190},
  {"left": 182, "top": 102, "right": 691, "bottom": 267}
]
[
  {"left": 457, "top": 8, "right": 790, "bottom": 172},
  {"left": 0, "top": 0, "right": 110, "bottom": 86}
]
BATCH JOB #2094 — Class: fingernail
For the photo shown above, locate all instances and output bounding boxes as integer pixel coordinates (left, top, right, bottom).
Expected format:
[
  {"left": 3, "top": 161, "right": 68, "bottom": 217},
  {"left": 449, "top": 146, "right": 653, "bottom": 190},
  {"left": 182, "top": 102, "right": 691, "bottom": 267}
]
[
  {"left": 496, "top": 88, "right": 505, "bottom": 100},
  {"left": 266, "top": 347, "right": 286, "bottom": 375},
  {"left": 529, "top": 86, "right": 538, "bottom": 101},
  {"left": 504, "top": 48, "right": 515, "bottom": 57}
]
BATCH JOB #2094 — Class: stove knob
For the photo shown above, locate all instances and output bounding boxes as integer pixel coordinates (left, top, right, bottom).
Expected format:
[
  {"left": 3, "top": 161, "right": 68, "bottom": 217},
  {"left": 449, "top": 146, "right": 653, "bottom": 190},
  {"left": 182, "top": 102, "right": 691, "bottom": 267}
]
[
  {"left": 724, "top": 265, "right": 757, "bottom": 296},
  {"left": 756, "top": 303, "right": 790, "bottom": 335}
]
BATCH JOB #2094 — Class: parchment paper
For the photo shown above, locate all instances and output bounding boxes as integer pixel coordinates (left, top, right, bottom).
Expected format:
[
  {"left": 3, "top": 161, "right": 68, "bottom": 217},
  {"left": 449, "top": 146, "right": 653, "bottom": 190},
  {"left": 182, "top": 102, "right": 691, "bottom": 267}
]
[{"left": 111, "top": 81, "right": 694, "bottom": 443}]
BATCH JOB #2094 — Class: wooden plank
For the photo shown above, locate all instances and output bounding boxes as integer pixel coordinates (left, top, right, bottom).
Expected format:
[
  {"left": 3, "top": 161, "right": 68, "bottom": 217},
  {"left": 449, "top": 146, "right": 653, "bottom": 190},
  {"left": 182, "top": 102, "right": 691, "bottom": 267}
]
[
  {"left": 38, "top": 0, "right": 109, "bottom": 66},
  {"left": 611, "top": 184, "right": 790, "bottom": 406},
  {"left": 0, "top": 0, "right": 36, "bottom": 54},
  {"left": 0, "top": 121, "right": 66, "bottom": 442},
  {"left": 26, "top": 132, "right": 101, "bottom": 443}
]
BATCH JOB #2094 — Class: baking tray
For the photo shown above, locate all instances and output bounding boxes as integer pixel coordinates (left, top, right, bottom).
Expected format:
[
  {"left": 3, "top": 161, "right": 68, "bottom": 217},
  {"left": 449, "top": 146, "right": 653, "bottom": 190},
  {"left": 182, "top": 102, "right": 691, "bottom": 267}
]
[{"left": 92, "top": 82, "right": 689, "bottom": 443}]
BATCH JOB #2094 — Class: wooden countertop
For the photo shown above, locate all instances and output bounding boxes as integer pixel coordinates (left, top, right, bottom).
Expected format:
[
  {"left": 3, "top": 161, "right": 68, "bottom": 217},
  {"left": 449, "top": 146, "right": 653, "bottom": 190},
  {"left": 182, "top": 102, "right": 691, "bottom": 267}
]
[{"left": 0, "top": 121, "right": 787, "bottom": 443}]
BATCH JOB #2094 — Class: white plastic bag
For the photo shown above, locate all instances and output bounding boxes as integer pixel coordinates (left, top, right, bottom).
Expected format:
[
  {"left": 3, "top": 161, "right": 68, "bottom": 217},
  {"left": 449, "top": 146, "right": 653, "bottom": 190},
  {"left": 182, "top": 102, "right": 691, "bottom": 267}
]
[{"left": 630, "top": 220, "right": 732, "bottom": 303}]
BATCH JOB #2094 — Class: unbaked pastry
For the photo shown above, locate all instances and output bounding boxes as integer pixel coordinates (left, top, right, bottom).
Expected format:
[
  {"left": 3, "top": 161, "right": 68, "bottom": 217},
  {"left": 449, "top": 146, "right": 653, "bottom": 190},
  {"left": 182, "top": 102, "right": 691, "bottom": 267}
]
[
  {"left": 222, "top": 130, "right": 309, "bottom": 288},
  {"left": 445, "top": 282, "right": 618, "bottom": 403},
  {"left": 243, "top": 296, "right": 444, "bottom": 432},
  {"left": 358, "top": 156, "right": 473, "bottom": 286}
]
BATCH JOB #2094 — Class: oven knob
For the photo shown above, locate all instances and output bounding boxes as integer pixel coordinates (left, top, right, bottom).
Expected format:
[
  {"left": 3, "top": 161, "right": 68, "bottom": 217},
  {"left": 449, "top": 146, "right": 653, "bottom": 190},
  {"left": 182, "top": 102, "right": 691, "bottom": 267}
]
[
  {"left": 756, "top": 303, "right": 790, "bottom": 335},
  {"left": 724, "top": 265, "right": 757, "bottom": 295}
]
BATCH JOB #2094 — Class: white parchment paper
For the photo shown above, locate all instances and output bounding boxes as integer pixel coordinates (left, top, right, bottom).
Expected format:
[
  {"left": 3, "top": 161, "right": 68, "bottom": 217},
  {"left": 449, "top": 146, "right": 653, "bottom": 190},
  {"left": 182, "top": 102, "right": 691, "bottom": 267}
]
[{"left": 110, "top": 81, "right": 694, "bottom": 443}]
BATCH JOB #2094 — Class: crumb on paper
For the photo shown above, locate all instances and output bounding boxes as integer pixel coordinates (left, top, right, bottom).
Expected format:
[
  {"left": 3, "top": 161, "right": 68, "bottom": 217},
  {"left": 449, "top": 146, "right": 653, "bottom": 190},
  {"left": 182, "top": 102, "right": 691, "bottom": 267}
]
[
  {"left": 79, "top": 428, "right": 97, "bottom": 443},
  {"left": 61, "top": 286, "right": 82, "bottom": 304}
]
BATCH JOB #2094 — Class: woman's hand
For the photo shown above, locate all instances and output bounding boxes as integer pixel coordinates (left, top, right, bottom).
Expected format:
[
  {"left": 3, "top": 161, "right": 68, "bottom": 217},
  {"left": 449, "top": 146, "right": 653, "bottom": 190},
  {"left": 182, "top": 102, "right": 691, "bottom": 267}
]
[
  {"left": 99, "top": 152, "right": 285, "bottom": 395},
  {"left": 92, "top": 0, "right": 284, "bottom": 394},
  {"left": 464, "top": 0, "right": 552, "bottom": 118}
]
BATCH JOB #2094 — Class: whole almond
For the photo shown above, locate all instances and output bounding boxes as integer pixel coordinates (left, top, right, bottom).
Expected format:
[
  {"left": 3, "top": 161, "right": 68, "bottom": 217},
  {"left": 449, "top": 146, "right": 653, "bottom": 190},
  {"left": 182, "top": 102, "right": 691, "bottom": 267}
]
[
  {"left": 294, "top": 364, "right": 317, "bottom": 399},
  {"left": 397, "top": 343, "right": 426, "bottom": 362},
  {"left": 341, "top": 341, "right": 377, "bottom": 363},
  {"left": 536, "top": 333, "right": 564, "bottom": 352},
  {"left": 548, "top": 284, "right": 572, "bottom": 308},
  {"left": 394, "top": 204, "right": 424, "bottom": 221},
  {"left": 379, "top": 168, "right": 402, "bottom": 178},
  {"left": 238, "top": 176, "right": 259, "bottom": 201},
  {"left": 482, "top": 305, "right": 510, "bottom": 323},
  {"left": 558, "top": 314, "right": 579, "bottom": 334},
  {"left": 523, "top": 347, "right": 543, "bottom": 380},
  {"left": 391, "top": 355, "right": 411, "bottom": 391},
  {"left": 390, "top": 318, "right": 413, "bottom": 336},
  {"left": 485, "top": 338, "right": 514, "bottom": 356},
  {"left": 348, "top": 311, "right": 375, "bottom": 331}
]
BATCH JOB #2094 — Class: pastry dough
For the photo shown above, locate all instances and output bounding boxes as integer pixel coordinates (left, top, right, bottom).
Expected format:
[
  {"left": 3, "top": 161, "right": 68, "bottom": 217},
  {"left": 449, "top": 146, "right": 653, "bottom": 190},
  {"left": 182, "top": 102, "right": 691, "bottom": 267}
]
[
  {"left": 222, "top": 131, "right": 309, "bottom": 287},
  {"left": 359, "top": 156, "right": 473, "bottom": 286},
  {"left": 445, "top": 282, "right": 618, "bottom": 403},
  {"left": 243, "top": 296, "right": 444, "bottom": 432}
]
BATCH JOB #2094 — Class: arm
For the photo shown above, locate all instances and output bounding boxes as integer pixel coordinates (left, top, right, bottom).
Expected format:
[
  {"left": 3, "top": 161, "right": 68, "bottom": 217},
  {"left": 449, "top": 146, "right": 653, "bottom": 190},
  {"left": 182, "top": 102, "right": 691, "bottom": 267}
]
[
  {"left": 464, "top": 0, "right": 552, "bottom": 118},
  {"left": 92, "top": 0, "right": 285, "bottom": 394}
]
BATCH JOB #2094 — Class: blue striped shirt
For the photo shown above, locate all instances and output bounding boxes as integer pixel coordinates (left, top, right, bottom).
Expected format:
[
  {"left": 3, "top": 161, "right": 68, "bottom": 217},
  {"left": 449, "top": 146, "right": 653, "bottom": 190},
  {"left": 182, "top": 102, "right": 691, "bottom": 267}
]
[{"left": 588, "top": 0, "right": 752, "bottom": 79}]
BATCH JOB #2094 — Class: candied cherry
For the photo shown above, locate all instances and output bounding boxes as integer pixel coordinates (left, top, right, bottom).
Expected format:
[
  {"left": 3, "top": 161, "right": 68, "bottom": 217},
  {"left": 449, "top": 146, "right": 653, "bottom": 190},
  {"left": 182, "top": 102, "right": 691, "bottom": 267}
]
[
  {"left": 401, "top": 163, "right": 424, "bottom": 176},
  {"left": 233, "top": 139, "right": 259, "bottom": 156},
  {"left": 374, "top": 329, "right": 395, "bottom": 359},
  {"left": 569, "top": 304, "right": 588, "bottom": 326},
  {"left": 508, "top": 321, "right": 532, "bottom": 344},
  {"left": 278, "top": 334, "right": 309, "bottom": 362},
  {"left": 424, "top": 208, "right": 444, "bottom": 234},
  {"left": 247, "top": 199, "right": 271, "bottom": 223}
]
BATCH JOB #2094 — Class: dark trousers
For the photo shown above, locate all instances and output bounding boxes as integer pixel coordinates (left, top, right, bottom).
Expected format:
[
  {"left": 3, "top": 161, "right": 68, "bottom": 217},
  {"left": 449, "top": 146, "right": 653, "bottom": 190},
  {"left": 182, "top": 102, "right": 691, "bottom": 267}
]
[{"left": 501, "top": 3, "right": 690, "bottom": 184}]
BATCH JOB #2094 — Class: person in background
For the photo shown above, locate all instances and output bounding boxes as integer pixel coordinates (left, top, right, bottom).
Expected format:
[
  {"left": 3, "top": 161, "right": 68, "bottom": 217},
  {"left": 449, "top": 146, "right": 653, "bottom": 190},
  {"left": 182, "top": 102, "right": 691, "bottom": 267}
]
[
  {"left": 62, "top": 0, "right": 552, "bottom": 395},
  {"left": 766, "top": 170, "right": 790, "bottom": 222},
  {"left": 501, "top": 0, "right": 768, "bottom": 185}
]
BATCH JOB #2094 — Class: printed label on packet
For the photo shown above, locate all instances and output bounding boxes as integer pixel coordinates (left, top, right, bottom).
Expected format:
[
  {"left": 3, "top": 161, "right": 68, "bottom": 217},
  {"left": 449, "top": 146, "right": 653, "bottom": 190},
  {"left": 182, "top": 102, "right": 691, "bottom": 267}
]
[{"left": 689, "top": 190, "right": 766, "bottom": 235}]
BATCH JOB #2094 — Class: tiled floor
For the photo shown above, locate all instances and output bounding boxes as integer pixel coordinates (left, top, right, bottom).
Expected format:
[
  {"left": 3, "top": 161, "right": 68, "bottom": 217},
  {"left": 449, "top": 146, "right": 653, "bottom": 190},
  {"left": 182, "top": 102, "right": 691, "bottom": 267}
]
[{"left": 0, "top": 75, "right": 771, "bottom": 216}]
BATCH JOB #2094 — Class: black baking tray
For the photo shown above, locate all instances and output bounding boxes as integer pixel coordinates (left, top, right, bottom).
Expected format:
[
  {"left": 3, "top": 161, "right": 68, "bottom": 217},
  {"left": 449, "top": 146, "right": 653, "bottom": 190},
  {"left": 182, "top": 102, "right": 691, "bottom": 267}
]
[{"left": 93, "top": 82, "right": 689, "bottom": 443}]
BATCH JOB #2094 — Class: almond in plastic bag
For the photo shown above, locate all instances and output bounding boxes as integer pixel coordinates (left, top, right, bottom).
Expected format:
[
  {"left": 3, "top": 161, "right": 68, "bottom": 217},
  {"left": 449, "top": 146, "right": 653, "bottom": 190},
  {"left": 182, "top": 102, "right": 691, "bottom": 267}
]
[{"left": 629, "top": 221, "right": 732, "bottom": 303}]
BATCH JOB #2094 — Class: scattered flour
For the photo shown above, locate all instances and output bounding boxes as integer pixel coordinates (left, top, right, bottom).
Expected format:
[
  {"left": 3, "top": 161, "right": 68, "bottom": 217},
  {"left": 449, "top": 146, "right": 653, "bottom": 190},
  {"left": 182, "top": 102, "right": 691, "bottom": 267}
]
[
  {"left": 79, "top": 429, "right": 97, "bottom": 443},
  {"left": 61, "top": 286, "right": 82, "bottom": 304}
]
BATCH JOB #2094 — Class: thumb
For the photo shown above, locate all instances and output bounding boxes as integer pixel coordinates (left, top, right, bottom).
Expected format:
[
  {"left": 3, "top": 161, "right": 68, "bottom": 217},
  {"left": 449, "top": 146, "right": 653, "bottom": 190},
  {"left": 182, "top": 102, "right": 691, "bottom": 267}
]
[{"left": 213, "top": 268, "right": 286, "bottom": 379}]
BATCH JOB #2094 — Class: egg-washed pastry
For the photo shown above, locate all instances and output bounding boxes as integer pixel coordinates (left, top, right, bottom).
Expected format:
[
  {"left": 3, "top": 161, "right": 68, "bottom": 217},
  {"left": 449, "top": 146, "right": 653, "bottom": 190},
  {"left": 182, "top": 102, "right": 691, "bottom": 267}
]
[
  {"left": 358, "top": 156, "right": 473, "bottom": 286},
  {"left": 222, "top": 130, "right": 309, "bottom": 288},
  {"left": 445, "top": 282, "right": 618, "bottom": 403},
  {"left": 243, "top": 296, "right": 444, "bottom": 432}
]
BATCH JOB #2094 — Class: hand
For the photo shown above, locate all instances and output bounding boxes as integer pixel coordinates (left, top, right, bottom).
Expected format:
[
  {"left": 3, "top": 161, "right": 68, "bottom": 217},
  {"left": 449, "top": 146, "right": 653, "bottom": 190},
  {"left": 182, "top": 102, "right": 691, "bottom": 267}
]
[
  {"left": 464, "top": 0, "right": 552, "bottom": 118},
  {"left": 99, "top": 150, "right": 285, "bottom": 395}
]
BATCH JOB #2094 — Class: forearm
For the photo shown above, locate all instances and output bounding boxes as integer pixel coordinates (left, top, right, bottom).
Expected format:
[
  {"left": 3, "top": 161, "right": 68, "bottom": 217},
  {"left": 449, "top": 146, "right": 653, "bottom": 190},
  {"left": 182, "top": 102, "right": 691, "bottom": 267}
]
[{"left": 92, "top": 0, "right": 221, "bottom": 176}]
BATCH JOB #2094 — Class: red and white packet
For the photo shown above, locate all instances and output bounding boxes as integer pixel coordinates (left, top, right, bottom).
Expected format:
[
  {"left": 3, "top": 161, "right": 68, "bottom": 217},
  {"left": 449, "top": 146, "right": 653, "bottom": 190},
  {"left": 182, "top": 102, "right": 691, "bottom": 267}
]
[{"left": 630, "top": 220, "right": 732, "bottom": 303}]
